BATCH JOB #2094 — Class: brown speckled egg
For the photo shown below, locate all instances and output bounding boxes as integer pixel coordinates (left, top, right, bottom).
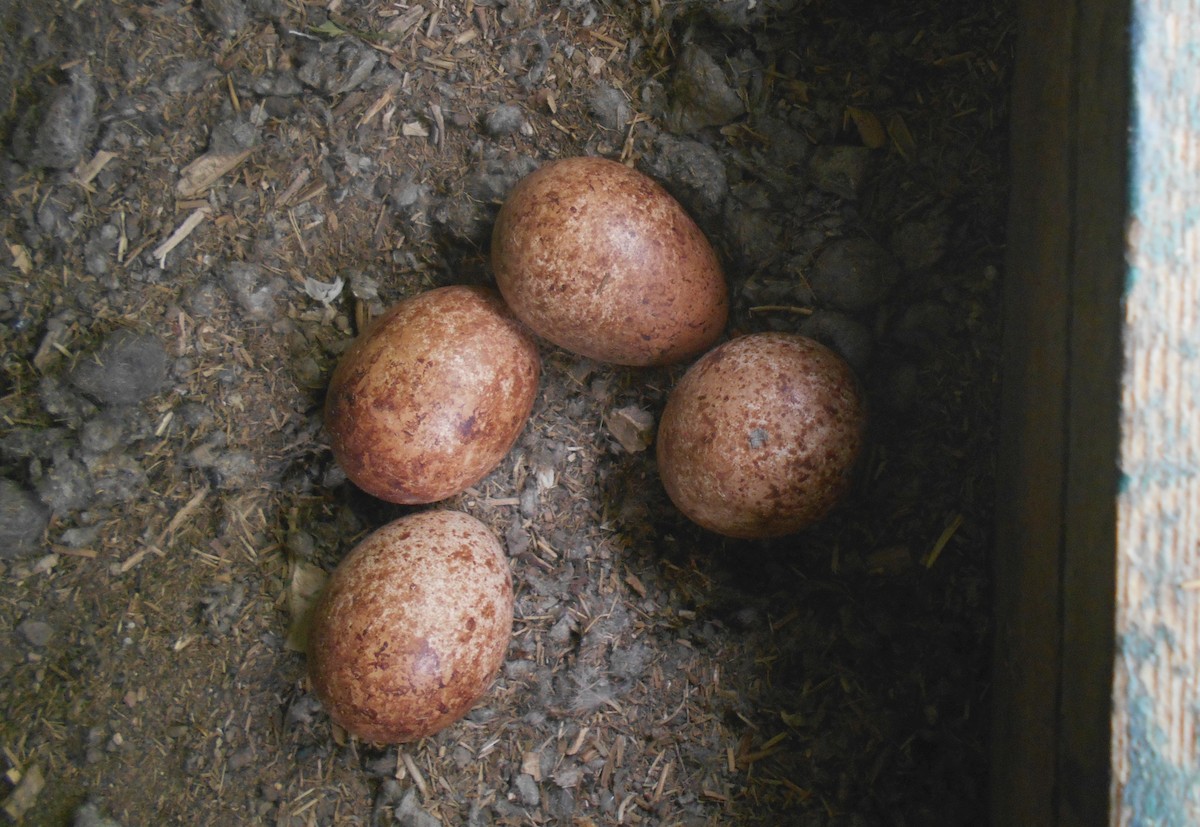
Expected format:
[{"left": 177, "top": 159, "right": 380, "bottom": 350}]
[
  {"left": 491, "top": 156, "right": 728, "bottom": 366},
  {"left": 324, "top": 285, "right": 540, "bottom": 504},
  {"left": 307, "top": 510, "right": 513, "bottom": 744},
  {"left": 656, "top": 333, "right": 866, "bottom": 538}
]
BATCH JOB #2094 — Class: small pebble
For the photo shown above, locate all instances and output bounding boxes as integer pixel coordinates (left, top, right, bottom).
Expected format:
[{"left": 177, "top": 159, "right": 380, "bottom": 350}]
[
  {"left": 464, "top": 154, "right": 539, "bottom": 203},
  {"left": 798, "top": 310, "right": 874, "bottom": 374},
  {"left": 587, "top": 82, "right": 630, "bottom": 131},
  {"left": 251, "top": 70, "right": 303, "bottom": 97},
  {"left": 200, "top": 0, "right": 249, "bottom": 36},
  {"left": 297, "top": 39, "right": 379, "bottom": 96},
  {"left": 208, "top": 118, "right": 259, "bottom": 154},
  {"left": 33, "top": 449, "right": 94, "bottom": 515},
  {"left": 70, "top": 330, "right": 168, "bottom": 406},
  {"left": 163, "top": 59, "right": 219, "bottom": 94},
  {"left": 643, "top": 134, "right": 728, "bottom": 219},
  {"left": 395, "top": 788, "right": 441, "bottom": 827},
  {"left": 39, "top": 374, "right": 98, "bottom": 428},
  {"left": 513, "top": 773, "right": 541, "bottom": 807},
  {"left": 222, "top": 262, "right": 282, "bottom": 320},
  {"left": 11, "top": 70, "right": 98, "bottom": 170},
  {"left": 0, "top": 427, "right": 69, "bottom": 463},
  {"left": 809, "top": 237, "right": 901, "bottom": 311},
  {"left": 808, "top": 145, "right": 872, "bottom": 201},
  {"left": 891, "top": 212, "right": 951, "bottom": 271},
  {"left": 892, "top": 300, "right": 955, "bottom": 350},
  {"left": 58, "top": 525, "right": 100, "bottom": 548},
  {"left": 17, "top": 619, "right": 54, "bottom": 648},
  {"left": 666, "top": 44, "right": 744, "bottom": 133},
  {"left": 73, "top": 802, "right": 123, "bottom": 827},
  {"left": 227, "top": 747, "right": 255, "bottom": 772},
  {"left": 80, "top": 410, "right": 126, "bottom": 455}
]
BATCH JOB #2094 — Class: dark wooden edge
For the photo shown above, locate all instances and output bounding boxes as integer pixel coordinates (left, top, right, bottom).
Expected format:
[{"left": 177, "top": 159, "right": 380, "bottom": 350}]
[
  {"left": 992, "top": 0, "right": 1128, "bottom": 824},
  {"left": 1058, "top": 1, "right": 1128, "bottom": 824},
  {"left": 992, "top": 1, "right": 1074, "bottom": 823}
]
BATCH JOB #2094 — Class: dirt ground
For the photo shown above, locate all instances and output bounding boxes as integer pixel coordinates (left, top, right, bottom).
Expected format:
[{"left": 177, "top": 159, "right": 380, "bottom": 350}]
[{"left": 0, "top": 0, "right": 1012, "bottom": 824}]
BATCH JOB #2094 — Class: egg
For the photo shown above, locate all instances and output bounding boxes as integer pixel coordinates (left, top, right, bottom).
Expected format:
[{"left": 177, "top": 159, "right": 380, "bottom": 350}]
[
  {"left": 324, "top": 285, "right": 540, "bottom": 504},
  {"left": 655, "top": 333, "right": 867, "bottom": 539},
  {"left": 307, "top": 510, "right": 513, "bottom": 743},
  {"left": 491, "top": 156, "right": 728, "bottom": 366}
]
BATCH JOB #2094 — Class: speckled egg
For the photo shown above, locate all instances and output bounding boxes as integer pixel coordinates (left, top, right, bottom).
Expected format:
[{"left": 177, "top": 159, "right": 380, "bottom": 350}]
[
  {"left": 656, "top": 333, "right": 867, "bottom": 538},
  {"left": 324, "top": 285, "right": 541, "bottom": 504},
  {"left": 307, "top": 510, "right": 514, "bottom": 743},
  {"left": 491, "top": 156, "right": 728, "bottom": 366}
]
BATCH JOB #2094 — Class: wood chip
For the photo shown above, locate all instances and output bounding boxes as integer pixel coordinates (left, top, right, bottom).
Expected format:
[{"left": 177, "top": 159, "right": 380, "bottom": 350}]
[
  {"left": 400, "top": 752, "right": 429, "bottom": 798},
  {"left": 846, "top": 106, "right": 887, "bottom": 149},
  {"left": 176, "top": 148, "right": 254, "bottom": 198},
  {"left": 152, "top": 206, "right": 211, "bottom": 267},
  {"left": 521, "top": 750, "right": 543, "bottom": 781},
  {"left": 605, "top": 405, "right": 654, "bottom": 453},
  {"left": 164, "top": 487, "right": 209, "bottom": 541},
  {"left": 358, "top": 85, "right": 399, "bottom": 128},
  {"left": 7, "top": 242, "right": 33, "bottom": 275},
  {"left": 2, "top": 764, "right": 43, "bottom": 821},
  {"left": 922, "top": 513, "right": 964, "bottom": 568},
  {"left": 276, "top": 168, "right": 312, "bottom": 209},
  {"left": 285, "top": 560, "right": 328, "bottom": 652},
  {"left": 624, "top": 572, "right": 646, "bottom": 598},
  {"left": 566, "top": 725, "right": 590, "bottom": 756},
  {"left": 429, "top": 103, "right": 445, "bottom": 147},
  {"left": 888, "top": 112, "right": 918, "bottom": 161},
  {"left": 75, "top": 149, "right": 118, "bottom": 186}
]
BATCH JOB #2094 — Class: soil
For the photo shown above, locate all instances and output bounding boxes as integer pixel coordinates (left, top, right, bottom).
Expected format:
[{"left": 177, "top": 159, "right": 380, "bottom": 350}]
[{"left": 0, "top": 0, "right": 1012, "bottom": 825}]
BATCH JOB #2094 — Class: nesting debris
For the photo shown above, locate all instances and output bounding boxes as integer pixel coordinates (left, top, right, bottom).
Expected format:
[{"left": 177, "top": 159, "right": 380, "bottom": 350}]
[{"left": 0, "top": 0, "right": 1011, "bottom": 823}]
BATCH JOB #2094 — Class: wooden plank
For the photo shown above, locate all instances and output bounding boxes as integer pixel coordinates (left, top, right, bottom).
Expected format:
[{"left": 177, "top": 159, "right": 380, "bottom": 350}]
[
  {"left": 1113, "top": 3, "right": 1200, "bottom": 824},
  {"left": 1059, "top": 0, "right": 1129, "bottom": 823},
  {"left": 994, "top": 0, "right": 1129, "bottom": 823},
  {"left": 991, "top": 1, "right": 1075, "bottom": 823}
]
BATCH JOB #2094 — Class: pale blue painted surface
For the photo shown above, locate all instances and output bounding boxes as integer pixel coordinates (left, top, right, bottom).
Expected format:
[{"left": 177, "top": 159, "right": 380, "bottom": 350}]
[{"left": 1120, "top": 1, "right": 1200, "bottom": 823}]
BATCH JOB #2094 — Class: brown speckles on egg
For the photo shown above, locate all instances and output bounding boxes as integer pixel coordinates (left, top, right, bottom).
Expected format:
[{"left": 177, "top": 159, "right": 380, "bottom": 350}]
[
  {"left": 491, "top": 156, "right": 728, "bottom": 366},
  {"left": 307, "top": 510, "right": 514, "bottom": 744},
  {"left": 324, "top": 285, "right": 541, "bottom": 504},
  {"left": 655, "top": 333, "right": 867, "bottom": 539}
]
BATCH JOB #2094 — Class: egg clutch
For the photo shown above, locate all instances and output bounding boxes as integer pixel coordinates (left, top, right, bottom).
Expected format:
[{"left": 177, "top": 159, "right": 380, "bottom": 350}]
[{"left": 309, "top": 156, "right": 868, "bottom": 744}]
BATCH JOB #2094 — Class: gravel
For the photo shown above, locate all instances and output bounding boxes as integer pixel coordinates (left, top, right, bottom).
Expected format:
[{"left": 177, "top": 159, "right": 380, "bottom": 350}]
[
  {"left": 809, "top": 236, "right": 902, "bottom": 311},
  {"left": 10, "top": 69, "right": 98, "bottom": 170},
  {"left": 200, "top": 0, "right": 250, "bottom": 37},
  {"left": 513, "top": 773, "right": 541, "bottom": 807},
  {"left": 808, "top": 145, "right": 874, "bottom": 201},
  {"left": 798, "top": 310, "right": 875, "bottom": 375},
  {"left": 32, "top": 450, "right": 91, "bottom": 516},
  {"left": 892, "top": 211, "right": 952, "bottom": 271},
  {"left": 587, "top": 82, "right": 631, "bottom": 131},
  {"left": 73, "top": 802, "right": 123, "bottom": 827},
  {"left": 70, "top": 330, "right": 168, "bottom": 407},
  {"left": 643, "top": 134, "right": 728, "bottom": 221},
  {"left": 665, "top": 44, "right": 745, "bottom": 133},
  {"left": 79, "top": 411, "right": 126, "bottom": 456},
  {"left": 0, "top": 479, "right": 49, "bottom": 559},
  {"left": 297, "top": 38, "right": 381, "bottom": 96},
  {"left": 16, "top": 618, "right": 53, "bottom": 648},
  {"left": 222, "top": 261, "right": 283, "bottom": 320},
  {"left": 162, "top": 59, "right": 219, "bottom": 94}
]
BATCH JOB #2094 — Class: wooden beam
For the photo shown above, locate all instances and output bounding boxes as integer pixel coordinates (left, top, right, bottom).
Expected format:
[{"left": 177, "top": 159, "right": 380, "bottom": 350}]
[
  {"left": 1059, "top": 0, "right": 1128, "bottom": 822},
  {"left": 992, "top": 2, "right": 1075, "bottom": 825},
  {"left": 993, "top": 0, "right": 1128, "bottom": 823}
]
